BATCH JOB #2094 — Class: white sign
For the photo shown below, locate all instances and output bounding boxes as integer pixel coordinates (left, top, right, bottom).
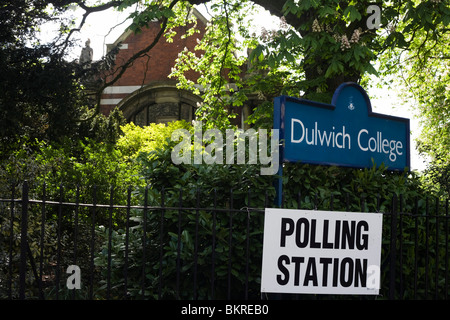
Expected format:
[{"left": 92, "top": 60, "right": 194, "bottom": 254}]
[{"left": 261, "top": 208, "right": 383, "bottom": 295}]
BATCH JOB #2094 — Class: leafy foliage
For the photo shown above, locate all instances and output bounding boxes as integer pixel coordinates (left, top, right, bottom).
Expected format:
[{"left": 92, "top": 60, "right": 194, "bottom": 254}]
[
  {"left": 376, "top": 0, "right": 450, "bottom": 194},
  {"left": 116, "top": 120, "right": 191, "bottom": 160}
]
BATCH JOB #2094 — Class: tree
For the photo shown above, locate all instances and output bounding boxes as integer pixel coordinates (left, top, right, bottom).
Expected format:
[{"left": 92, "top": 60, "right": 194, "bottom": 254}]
[
  {"left": 396, "top": 16, "right": 448, "bottom": 191},
  {"left": 34, "top": 1, "right": 446, "bottom": 128},
  {"left": 370, "top": 1, "right": 449, "bottom": 191},
  {"left": 2, "top": 0, "right": 449, "bottom": 174},
  {"left": 0, "top": 0, "right": 124, "bottom": 157},
  {"left": 106, "top": 0, "right": 445, "bottom": 129}
]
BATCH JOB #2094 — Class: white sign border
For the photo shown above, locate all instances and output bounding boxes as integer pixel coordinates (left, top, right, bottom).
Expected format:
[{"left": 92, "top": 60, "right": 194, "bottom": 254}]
[{"left": 261, "top": 208, "right": 383, "bottom": 295}]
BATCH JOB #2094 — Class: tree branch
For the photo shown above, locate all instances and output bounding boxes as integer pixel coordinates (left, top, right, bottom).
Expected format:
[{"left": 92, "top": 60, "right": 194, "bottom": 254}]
[
  {"left": 54, "top": 1, "right": 125, "bottom": 55},
  {"left": 187, "top": 0, "right": 302, "bottom": 30}
]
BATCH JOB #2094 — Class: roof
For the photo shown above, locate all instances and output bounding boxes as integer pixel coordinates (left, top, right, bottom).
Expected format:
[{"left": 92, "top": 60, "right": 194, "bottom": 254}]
[{"left": 105, "top": 7, "right": 208, "bottom": 54}]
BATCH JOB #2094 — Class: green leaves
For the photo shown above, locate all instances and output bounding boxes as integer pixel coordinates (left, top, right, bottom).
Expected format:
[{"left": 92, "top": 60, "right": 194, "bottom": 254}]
[
  {"left": 282, "top": 0, "right": 300, "bottom": 16},
  {"left": 248, "top": 44, "right": 264, "bottom": 63},
  {"left": 375, "top": 0, "right": 450, "bottom": 191},
  {"left": 343, "top": 5, "right": 362, "bottom": 22},
  {"left": 363, "top": 62, "right": 377, "bottom": 76},
  {"left": 116, "top": 0, "right": 141, "bottom": 11},
  {"left": 169, "top": 0, "right": 256, "bottom": 128},
  {"left": 283, "top": 162, "right": 424, "bottom": 213},
  {"left": 325, "top": 59, "right": 344, "bottom": 78},
  {"left": 127, "top": 4, "right": 175, "bottom": 33},
  {"left": 318, "top": 5, "right": 336, "bottom": 18},
  {"left": 282, "top": 0, "right": 321, "bottom": 15}
]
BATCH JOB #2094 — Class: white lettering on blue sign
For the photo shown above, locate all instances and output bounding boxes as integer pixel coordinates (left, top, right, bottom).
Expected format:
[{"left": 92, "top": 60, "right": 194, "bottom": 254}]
[
  {"left": 357, "top": 129, "right": 403, "bottom": 162},
  {"left": 274, "top": 82, "right": 410, "bottom": 170},
  {"left": 289, "top": 119, "right": 404, "bottom": 163},
  {"left": 272, "top": 82, "right": 410, "bottom": 206},
  {"left": 290, "top": 119, "right": 351, "bottom": 150}
]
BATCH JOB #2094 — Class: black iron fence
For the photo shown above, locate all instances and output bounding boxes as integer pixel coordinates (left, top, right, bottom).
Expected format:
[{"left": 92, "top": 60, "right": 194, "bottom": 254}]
[{"left": 0, "top": 181, "right": 449, "bottom": 300}]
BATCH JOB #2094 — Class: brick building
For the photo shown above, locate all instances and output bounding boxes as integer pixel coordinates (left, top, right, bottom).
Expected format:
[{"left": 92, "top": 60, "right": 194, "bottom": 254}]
[
  {"left": 98, "top": 8, "right": 207, "bottom": 126},
  {"left": 97, "top": 8, "right": 256, "bottom": 128}
]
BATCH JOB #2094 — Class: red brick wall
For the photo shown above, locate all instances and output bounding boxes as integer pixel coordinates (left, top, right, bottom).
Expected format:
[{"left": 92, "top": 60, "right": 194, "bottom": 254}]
[{"left": 100, "top": 19, "right": 205, "bottom": 114}]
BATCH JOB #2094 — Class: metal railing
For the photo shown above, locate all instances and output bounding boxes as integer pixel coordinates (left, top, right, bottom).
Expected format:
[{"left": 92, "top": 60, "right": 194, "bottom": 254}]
[{"left": 0, "top": 181, "right": 449, "bottom": 300}]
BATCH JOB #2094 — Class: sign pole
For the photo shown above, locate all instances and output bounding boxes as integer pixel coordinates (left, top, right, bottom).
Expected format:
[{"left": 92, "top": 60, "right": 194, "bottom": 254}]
[
  {"left": 273, "top": 95, "right": 285, "bottom": 207},
  {"left": 274, "top": 165, "right": 283, "bottom": 207}
]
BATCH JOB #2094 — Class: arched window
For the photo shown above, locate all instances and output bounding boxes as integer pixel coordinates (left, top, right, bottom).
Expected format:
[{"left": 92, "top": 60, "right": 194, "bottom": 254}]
[{"left": 117, "top": 81, "right": 202, "bottom": 126}]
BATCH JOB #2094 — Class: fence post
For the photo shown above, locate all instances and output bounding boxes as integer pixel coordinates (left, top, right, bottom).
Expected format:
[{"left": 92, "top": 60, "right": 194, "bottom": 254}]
[
  {"left": 19, "top": 181, "right": 29, "bottom": 300},
  {"left": 389, "top": 194, "right": 398, "bottom": 300}
]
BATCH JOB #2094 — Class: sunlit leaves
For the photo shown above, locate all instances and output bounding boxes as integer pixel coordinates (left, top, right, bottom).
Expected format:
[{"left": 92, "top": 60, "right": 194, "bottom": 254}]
[{"left": 375, "top": 0, "right": 449, "bottom": 189}]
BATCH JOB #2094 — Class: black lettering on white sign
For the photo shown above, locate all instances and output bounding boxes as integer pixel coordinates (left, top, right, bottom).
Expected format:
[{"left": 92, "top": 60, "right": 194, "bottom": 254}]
[{"left": 261, "top": 209, "right": 383, "bottom": 295}]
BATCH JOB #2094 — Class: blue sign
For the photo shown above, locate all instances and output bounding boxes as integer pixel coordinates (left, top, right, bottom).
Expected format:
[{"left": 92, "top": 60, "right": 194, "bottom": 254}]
[
  {"left": 274, "top": 82, "right": 410, "bottom": 170},
  {"left": 273, "top": 82, "right": 410, "bottom": 205}
]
